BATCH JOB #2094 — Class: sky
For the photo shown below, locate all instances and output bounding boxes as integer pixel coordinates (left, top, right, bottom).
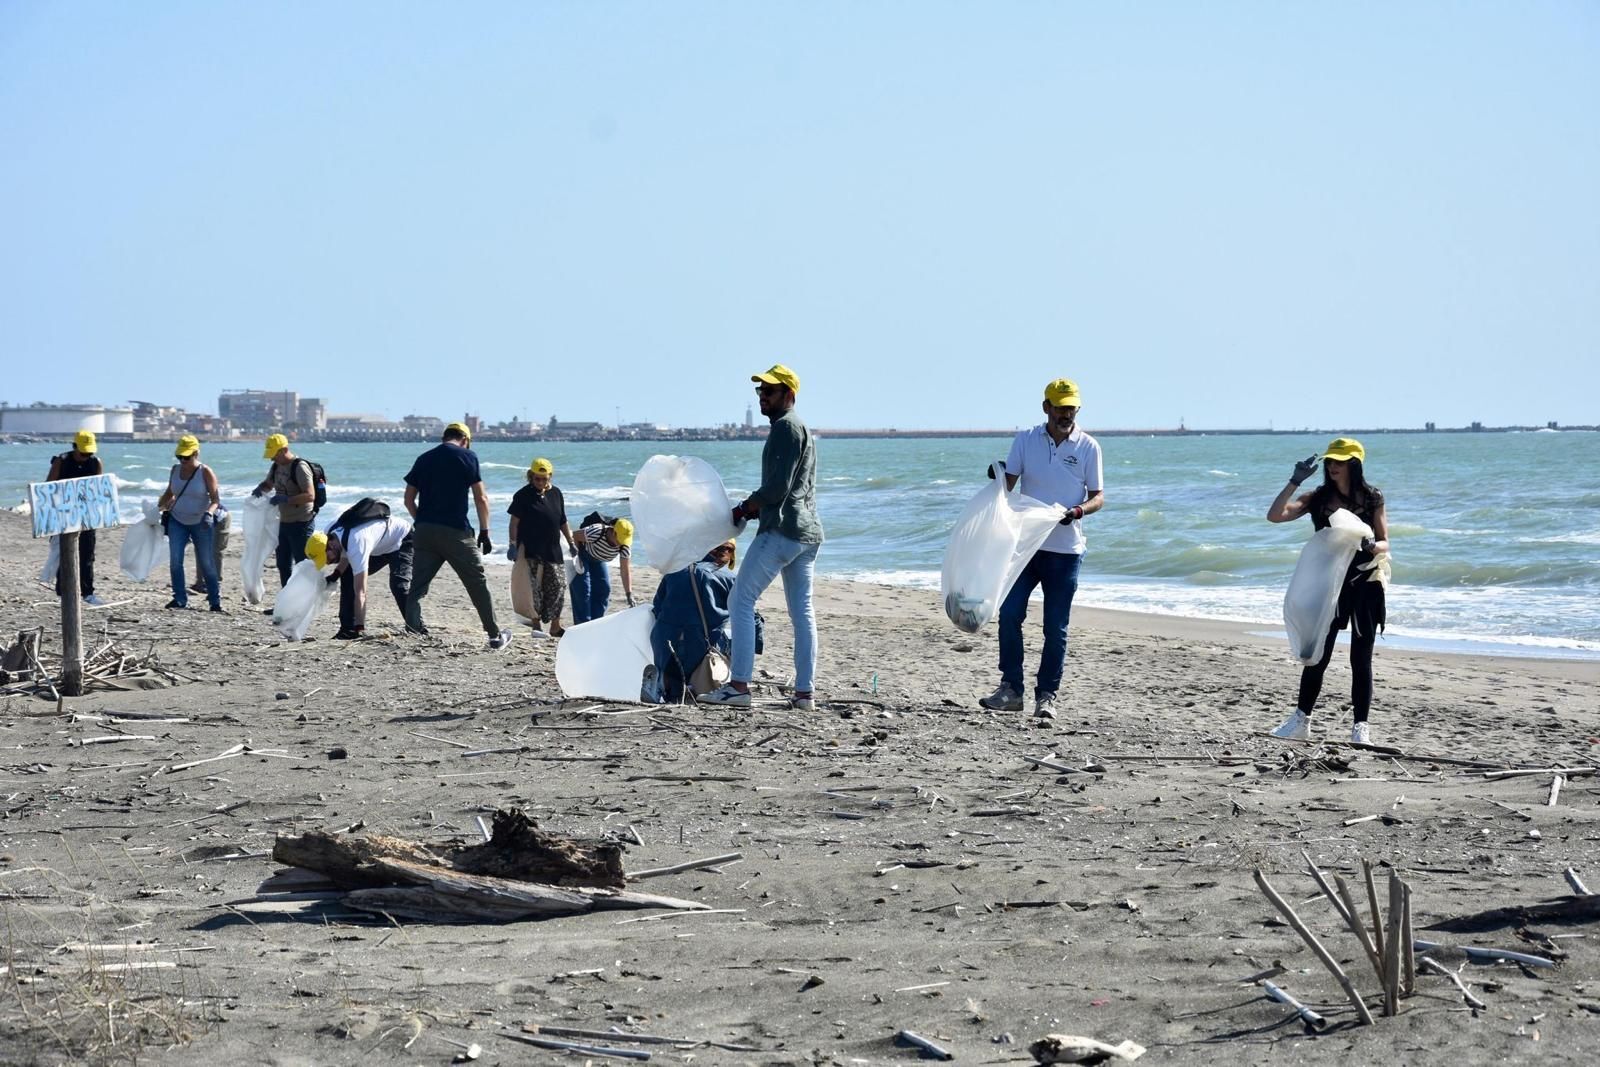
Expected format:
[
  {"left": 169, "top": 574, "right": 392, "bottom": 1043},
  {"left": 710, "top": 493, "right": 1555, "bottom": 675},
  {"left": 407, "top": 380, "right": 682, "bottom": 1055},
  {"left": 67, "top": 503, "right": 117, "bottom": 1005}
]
[{"left": 2, "top": 2, "right": 1596, "bottom": 431}]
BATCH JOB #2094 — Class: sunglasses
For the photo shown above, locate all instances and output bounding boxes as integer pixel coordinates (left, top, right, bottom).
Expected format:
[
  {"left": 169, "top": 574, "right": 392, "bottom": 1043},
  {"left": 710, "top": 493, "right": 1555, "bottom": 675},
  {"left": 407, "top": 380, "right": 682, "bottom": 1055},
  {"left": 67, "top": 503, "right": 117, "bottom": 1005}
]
[{"left": 755, "top": 384, "right": 785, "bottom": 397}]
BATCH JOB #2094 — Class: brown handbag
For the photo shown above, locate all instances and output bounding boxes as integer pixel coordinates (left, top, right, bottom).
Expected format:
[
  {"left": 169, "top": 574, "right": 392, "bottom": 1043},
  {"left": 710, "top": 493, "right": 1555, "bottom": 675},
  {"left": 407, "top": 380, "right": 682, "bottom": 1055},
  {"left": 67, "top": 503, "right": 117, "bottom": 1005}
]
[{"left": 686, "top": 566, "right": 731, "bottom": 697}]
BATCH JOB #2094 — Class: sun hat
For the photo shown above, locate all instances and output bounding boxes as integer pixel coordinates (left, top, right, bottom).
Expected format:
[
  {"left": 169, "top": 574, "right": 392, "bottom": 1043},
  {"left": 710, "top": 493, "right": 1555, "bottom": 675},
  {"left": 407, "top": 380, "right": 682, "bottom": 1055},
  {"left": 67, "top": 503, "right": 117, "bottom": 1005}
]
[
  {"left": 529, "top": 458, "right": 554, "bottom": 476},
  {"left": 1044, "top": 378, "right": 1082, "bottom": 407},
  {"left": 263, "top": 433, "right": 289, "bottom": 459},
  {"left": 305, "top": 531, "right": 329, "bottom": 570},
  {"left": 445, "top": 421, "right": 472, "bottom": 441},
  {"left": 175, "top": 435, "right": 200, "bottom": 457},
  {"left": 612, "top": 517, "right": 634, "bottom": 547},
  {"left": 1322, "top": 437, "right": 1365, "bottom": 463},
  {"left": 73, "top": 430, "right": 97, "bottom": 454},
  {"left": 752, "top": 364, "right": 800, "bottom": 393}
]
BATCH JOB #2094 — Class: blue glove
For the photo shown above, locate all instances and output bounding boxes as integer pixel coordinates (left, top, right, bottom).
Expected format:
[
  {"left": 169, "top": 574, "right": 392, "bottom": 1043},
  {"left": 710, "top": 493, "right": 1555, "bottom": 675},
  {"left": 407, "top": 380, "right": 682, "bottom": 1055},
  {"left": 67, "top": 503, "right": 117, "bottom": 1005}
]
[
  {"left": 269, "top": 493, "right": 287, "bottom": 506},
  {"left": 506, "top": 544, "right": 517, "bottom": 561}
]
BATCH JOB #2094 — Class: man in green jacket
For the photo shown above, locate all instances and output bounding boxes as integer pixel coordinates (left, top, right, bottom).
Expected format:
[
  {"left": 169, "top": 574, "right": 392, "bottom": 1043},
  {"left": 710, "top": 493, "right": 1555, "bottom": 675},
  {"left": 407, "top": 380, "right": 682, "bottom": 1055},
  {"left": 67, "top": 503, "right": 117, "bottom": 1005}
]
[{"left": 701, "top": 364, "right": 824, "bottom": 711}]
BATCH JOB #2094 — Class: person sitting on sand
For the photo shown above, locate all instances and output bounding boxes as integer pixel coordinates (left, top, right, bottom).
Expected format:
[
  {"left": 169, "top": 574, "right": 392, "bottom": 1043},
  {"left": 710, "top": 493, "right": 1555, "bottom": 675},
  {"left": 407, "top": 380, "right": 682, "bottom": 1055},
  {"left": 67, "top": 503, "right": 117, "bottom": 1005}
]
[
  {"left": 701, "top": 363, "right": 823, "bottom": 712},
  {"left": 508, "top": 457, "right": 578, "bottom": 637},
  {"left": 158, "top": 435, "right": 223, "bottom": 612},
  {"left": 570, "top": 514, "right": 635, "bottom": 623},
  {"left": 308, "top": 501, "right": 415, "bottom": 641},
  {"left": 401, "top": 423, "right": 513, "bottom": 650},
  {"left": 1266, "top": 437, "right": 1390, "bottom": 745},
  {"left": 45, "top": 430, "right": 106, "bottom": 606},
  {"left": 978, "top": 378, "right": 1104, "bottom": 720}
]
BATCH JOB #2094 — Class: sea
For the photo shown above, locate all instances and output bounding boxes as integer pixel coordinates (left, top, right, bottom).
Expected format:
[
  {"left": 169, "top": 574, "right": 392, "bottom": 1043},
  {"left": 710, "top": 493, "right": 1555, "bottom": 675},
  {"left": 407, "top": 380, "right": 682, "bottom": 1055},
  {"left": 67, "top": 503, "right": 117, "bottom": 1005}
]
[{"left": 5, "top": 431, "right": 1598, "bottom": 660}]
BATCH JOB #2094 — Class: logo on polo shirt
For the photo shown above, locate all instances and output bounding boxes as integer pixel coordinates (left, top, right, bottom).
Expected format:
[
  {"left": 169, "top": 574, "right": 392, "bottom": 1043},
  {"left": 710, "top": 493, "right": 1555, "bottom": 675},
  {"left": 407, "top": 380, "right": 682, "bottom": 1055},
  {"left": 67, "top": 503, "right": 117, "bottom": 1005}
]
[{"left": 1061, "top": 455, "right": 1079, "bottom": 467}]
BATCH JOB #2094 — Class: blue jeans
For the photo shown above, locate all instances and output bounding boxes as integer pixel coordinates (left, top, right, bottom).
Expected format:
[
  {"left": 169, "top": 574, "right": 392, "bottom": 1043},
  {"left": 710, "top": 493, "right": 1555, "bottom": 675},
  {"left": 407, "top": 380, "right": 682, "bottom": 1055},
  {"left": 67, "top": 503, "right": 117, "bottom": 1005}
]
[
  {"left": 731, "top": 532, "right": 819, "bottom": 691},
  {"left": 170, "top": 519, "right": 220, "bottom": 609},
  {"left": 569, "top": 547, "right": 612, "bottom": 624},
  {"left": 997, "top": 549, "right": 1081, "bottom": 698}
]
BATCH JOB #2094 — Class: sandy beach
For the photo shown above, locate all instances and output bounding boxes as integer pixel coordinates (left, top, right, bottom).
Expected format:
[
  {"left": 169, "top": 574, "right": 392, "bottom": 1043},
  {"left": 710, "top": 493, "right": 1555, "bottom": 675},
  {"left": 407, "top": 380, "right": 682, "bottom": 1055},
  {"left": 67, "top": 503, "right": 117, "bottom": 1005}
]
[{"left": 2, "top": 506, "right": 1597, "bottom": 1065}]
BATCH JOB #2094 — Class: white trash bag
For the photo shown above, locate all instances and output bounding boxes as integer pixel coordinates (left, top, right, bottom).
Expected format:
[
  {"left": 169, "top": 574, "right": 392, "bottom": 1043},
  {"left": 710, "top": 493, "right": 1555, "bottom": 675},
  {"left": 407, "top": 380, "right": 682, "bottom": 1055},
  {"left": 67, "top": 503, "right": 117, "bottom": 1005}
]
[
  {"left": 555, "top": 603, "right": 656, "bottom": 701},
  {"left": 241, "top": 495, "right": 281, "bottom": 606},
  {"left": 630, "top": 455, "right": 739, "bottom": 573},
  {"left": 39, "top": 536, "right": 61, "bottom": 585},
  {"left": 119, "top": 500, "right": 167, "bottom": 581},
  {"left": 271, "top": 558, "right": 334, "bottom": 641},
  {"left": 1284, "top": 508, "right": 1373, "bottom": 663},
  {"left": 940, "top": 462, "right": 1067, "bottom": 633}
]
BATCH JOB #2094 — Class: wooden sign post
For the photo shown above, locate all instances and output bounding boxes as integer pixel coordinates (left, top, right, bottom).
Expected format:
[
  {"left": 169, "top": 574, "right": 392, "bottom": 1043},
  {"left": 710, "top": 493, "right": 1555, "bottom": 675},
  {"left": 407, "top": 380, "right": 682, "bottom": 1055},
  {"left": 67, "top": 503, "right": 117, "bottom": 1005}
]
[{"left": 28, "top": 474, "right": 121, "bottom": 697}]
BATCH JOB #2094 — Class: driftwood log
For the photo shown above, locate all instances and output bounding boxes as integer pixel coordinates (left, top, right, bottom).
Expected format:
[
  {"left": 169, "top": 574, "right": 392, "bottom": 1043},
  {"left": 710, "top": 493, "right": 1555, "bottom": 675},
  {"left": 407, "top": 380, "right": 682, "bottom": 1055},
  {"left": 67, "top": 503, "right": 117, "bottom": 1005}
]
[
  {"left": 269, "top": 809, "right": 698, "bottom": 923},
  {"left": 1422, "top": 894, "right": 1600, "bottom": 933}
]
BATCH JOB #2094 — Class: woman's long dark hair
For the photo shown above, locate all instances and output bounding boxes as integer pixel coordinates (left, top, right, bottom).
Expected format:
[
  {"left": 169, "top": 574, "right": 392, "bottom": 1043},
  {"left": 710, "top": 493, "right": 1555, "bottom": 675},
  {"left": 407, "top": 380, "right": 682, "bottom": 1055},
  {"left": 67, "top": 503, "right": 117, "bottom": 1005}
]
[{"left": 1317, "top": 456, "right": 1380, "bottom": 514}]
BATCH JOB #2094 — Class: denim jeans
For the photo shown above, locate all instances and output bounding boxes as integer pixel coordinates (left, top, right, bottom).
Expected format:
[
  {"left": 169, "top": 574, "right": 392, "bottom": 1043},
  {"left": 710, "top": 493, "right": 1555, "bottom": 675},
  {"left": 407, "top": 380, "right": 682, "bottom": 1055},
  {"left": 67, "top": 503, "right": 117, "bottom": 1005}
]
[
  {"left": 169, "top": 519, "right": 219, "bottom": 609},
  {"left": 730, "top": 532, "right": 819, "bottom": 691},
  {"left": 997, "top": 549, "right": 1081, "bottom": 698},
  {"left": 276, "top": 520, "right": 313, "bottom": 587},
  {"left": 569, "top": 547, "right": 612, "bottom": 624}
]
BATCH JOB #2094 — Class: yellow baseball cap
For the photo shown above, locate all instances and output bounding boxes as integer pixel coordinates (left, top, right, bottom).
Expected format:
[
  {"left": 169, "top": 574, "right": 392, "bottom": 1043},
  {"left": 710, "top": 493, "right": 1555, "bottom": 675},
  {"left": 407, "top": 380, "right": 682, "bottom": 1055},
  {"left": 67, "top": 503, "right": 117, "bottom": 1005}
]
[
  {"left": 752, "top": 364, "right": 800, "bottom": 393},
  {"left": 263, "top": 433, "right": 289, "bottom": 459},
  {"left": 175, "top": 435, "right": 200, "bottom": 457},
  {"left": 73, "top": 430, "right": 98, "bottom": 454},
  {"left": 529, "top": 457, "right": 554, "bottom": 476},
  {"left": 1044, "top": 378, "right": 1082, "bottom": 407},
  {"left": 445, "top": 421, "right": 472, "bottom": 441},
  {"left": 1322, "top": 437, "right": 1365, "bottom": 463},
  {"left": 305, "top": 531, "right": 329, "bottom": 569},
  {"left": 613, "top": 517, "right": 634, "bottom": 547}
]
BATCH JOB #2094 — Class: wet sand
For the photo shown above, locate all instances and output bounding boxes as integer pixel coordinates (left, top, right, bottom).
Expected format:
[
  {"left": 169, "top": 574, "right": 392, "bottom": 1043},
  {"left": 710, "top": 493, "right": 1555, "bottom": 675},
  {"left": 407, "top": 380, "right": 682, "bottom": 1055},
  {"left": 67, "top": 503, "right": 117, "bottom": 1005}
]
[{"left": 2, "top": 507, "right": 1597, "bottom": 1064}]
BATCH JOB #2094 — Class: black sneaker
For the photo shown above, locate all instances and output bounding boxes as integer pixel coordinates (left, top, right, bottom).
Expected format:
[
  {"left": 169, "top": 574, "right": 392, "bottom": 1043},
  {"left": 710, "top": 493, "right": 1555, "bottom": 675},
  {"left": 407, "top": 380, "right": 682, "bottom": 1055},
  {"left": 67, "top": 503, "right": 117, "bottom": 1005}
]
[
  {"left": 333, "top": 628, "right": 364, "bottom": 640},
  {"left": 165, "top": 599, "right": 186, "bottom": 610},
  {"left": 210, "top": 604, "right": 225, "bottom": 614}
]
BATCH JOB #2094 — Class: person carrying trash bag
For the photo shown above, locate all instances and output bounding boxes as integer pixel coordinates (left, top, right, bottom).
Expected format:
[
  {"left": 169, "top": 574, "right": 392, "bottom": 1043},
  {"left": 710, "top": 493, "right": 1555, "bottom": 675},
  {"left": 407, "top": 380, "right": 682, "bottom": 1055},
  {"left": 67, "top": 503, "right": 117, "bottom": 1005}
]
[
  {"left": 570, "top": 514, "right": 635, "bottom": 624},
  {"left": 1266, "top": 438, "right": 1390, "bottom": 745},
  {"left": 158, "top": 435, "right": 224, "bottom": 612},
  {"left": 401, "top": 422, "right": 513, "bottom": 650},
  {"left": 508, "top": 457, "right": 578, "bottom": 637},
  {"left": 978, "top": 378, "right": 1104, "bottom": 720},
  {"left": 308, "top": 499, "right": 415, "bottom": 640},
  {"left": 253, "top": 434, "right": 317, "bottom": 587},
  {"left": 46, "top": 430, "right": 106, "bottom": 606},
  {"left": 700, "top": 363, "right": 824, "bottom": 712}
]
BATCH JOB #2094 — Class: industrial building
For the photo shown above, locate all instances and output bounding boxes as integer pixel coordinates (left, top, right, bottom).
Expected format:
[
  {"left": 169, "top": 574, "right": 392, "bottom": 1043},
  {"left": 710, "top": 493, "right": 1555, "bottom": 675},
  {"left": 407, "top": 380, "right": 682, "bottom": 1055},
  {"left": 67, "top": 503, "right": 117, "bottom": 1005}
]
[
  {"left": 217, "top": 390, "right": 327, "bottom": 431},
  {"left": 0, "top": 402, "right": 135, "bottom": 435}
]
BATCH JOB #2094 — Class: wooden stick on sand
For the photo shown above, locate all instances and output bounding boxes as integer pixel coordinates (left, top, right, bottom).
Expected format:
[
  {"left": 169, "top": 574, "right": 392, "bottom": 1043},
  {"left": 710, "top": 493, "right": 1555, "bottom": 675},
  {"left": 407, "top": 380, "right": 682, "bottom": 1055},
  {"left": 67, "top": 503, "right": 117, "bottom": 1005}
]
[{"left": 1253, "top": 869, "right": 1374, "bottom": 1026}]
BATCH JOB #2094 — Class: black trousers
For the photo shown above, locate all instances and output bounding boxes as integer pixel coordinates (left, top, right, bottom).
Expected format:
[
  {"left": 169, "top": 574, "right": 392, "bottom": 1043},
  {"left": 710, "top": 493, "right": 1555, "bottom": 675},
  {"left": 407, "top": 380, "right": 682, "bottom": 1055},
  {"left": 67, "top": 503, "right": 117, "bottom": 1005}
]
[
  {"left": 55, "top": 530, "right": 95, "bottom": 598},
  {"left": 338, "top": 535, "right": 414, "bottom": 631},
  {"left": 276, "top": 519, "right": 313, "bottom": 586},
  {"left": 1298, "top": 623, "right": 1376, "bottom": 723}
]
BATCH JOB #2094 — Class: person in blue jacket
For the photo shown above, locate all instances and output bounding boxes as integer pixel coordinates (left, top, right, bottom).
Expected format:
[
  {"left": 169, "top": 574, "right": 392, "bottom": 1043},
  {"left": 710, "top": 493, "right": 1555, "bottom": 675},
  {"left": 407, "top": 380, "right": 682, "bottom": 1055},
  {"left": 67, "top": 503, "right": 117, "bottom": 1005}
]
[{"left": 646, "top": 541, "right": 763, "bottom": 704}]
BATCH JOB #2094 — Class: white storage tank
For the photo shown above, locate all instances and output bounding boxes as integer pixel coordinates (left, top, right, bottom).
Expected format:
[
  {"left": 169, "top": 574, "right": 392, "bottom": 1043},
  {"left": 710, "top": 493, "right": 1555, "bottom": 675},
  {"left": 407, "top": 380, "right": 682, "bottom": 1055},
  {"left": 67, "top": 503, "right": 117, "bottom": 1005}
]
[{"left": 0, "top": 404, "right": 135, "bottom": 435}]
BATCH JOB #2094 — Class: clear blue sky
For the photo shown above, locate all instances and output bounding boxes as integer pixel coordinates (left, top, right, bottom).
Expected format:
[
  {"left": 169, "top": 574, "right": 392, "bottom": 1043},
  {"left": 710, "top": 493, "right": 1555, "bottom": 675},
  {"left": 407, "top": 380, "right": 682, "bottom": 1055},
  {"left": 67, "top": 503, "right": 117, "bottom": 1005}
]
[{"left": 2, "top": 2, "right": 1595, "bottom": 430}]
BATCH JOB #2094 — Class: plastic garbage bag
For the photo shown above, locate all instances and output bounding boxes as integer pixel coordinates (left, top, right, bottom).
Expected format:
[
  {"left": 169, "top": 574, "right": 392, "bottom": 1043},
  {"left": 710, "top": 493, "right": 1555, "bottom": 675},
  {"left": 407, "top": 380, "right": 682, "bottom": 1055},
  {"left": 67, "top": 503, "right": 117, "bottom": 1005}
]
[
  {"left": 555, "top": 603, "right": 655, "bottom": 701},
  {"left": 940, "top": 462, "right": 1067, "bottom": 633},
  {"left": 1284, "top": 508, "right": 1373, "bottom": 663},
  {"left": 630, "top": 455, "right": 740, "bottom": 573},
  {"left": 511, "top": 546, "right": 533, "bottom": 623},
  {"left": 119, "top": 500, "right": 167, "bottom": 581},
  {"left": 39, "top": 536, "right": 60, "bottom": 585},
  {"left": 271, "top": 558, "right": 334, "bottom": 641},
  {"left": 241, "top": 495, "right": 281, "bottom": 606}
]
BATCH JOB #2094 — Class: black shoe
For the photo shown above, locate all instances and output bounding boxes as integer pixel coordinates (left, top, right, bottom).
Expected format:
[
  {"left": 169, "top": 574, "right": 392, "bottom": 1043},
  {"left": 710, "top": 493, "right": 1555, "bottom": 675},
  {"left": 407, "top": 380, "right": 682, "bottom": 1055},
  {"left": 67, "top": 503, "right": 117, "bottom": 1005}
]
[
  {"left": 165, "top": 599, "right": 186, "bottom": 610},
  {"left": 189, "top": 581, "right": 205, "bottom": 593},
  {"left": 333, "top": 628, "right": 364, "bottom": 640},
  {"left": 210, "top": 604, "right": 225, "bottom": 614}
]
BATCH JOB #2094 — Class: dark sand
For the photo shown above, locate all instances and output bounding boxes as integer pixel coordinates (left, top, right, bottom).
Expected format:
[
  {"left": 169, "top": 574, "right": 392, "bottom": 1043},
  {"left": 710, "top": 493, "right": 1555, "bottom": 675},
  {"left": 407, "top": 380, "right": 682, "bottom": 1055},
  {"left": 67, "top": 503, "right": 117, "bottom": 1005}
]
[{"left": 2, "top": 508, "right": 1597, "bottom": 1064}]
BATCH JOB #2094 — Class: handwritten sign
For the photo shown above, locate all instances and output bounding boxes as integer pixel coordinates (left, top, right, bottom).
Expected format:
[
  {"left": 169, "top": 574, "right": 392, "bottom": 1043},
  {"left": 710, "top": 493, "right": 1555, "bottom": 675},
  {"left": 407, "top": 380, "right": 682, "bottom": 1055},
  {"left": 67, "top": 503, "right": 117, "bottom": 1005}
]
[{"left": 28, "top": 475, "right": 122, "bottom": 538}]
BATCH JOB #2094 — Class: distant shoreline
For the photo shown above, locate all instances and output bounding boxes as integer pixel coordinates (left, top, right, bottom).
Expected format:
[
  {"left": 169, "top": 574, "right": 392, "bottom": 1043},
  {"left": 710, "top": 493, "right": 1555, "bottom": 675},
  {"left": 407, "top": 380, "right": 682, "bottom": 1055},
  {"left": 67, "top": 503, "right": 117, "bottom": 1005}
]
[{"left": 2, "top": 424, "right": 1593, "bottom": 445}]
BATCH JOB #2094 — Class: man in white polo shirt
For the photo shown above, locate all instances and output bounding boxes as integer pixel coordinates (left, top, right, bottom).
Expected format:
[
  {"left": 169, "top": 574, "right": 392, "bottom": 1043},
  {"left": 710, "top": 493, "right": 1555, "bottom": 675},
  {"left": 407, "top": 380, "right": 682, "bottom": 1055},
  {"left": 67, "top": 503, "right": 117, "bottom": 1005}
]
[
  {"left": 306, "top": 499, "right": 415, "bottom": 641},
  {"left": 979, "top": 377, "right": 1105, "bottom": 719}
]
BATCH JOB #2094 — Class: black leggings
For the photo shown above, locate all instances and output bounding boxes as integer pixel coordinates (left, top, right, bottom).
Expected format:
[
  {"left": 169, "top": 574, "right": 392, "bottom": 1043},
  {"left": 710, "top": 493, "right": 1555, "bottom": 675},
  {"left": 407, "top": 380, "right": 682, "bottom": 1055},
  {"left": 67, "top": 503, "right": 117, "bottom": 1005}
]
[{"left": 1297, "top": 622, "right": 1375, "bottom": 723}]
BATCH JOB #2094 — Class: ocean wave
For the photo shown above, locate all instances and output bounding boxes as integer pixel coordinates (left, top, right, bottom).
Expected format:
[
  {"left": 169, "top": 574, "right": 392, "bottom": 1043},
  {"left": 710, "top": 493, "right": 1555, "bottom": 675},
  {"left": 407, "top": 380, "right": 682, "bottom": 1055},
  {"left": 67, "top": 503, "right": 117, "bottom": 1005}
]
[{"left": 1206, "top": 469, "right": 1238, "bottom": 478}]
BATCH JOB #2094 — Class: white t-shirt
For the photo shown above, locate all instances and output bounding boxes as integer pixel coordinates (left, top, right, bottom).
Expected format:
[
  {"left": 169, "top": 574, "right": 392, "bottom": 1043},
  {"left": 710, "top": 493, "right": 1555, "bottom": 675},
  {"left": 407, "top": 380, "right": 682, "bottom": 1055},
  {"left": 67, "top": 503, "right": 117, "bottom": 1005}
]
[
  {"left": 337, "top": 516, "right": 412, "bottom": 575},
  {"left": 1005, "top": 424, "right": 1103, "bottom": 555}
]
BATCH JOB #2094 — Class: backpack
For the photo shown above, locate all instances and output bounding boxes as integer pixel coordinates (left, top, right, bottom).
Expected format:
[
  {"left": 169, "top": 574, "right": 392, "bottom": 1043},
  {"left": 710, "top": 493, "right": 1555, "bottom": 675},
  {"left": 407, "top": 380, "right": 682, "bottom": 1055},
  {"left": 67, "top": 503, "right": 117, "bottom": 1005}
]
[
  {"left": 329, "top": 498, "right": 390, "bottom": 544},
  {"left": 580, "top": 510, "right": 616, "bottom": 529},
  {"left": 266, "top": 458, "right": 328, "bottom": 512}
]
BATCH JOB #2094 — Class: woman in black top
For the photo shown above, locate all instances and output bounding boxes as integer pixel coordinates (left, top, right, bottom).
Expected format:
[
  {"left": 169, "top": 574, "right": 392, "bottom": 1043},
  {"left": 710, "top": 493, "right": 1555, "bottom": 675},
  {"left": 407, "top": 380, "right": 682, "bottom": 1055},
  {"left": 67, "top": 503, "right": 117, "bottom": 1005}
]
[
  {"left": 507, "top": 458, "right": 578, "bottom": 637},
  {"left": 1266, "top": 437, "right": 1390, "bottom": 745},
  {"left": 46, "top": 430, "right": 105, "bottom": 604}
]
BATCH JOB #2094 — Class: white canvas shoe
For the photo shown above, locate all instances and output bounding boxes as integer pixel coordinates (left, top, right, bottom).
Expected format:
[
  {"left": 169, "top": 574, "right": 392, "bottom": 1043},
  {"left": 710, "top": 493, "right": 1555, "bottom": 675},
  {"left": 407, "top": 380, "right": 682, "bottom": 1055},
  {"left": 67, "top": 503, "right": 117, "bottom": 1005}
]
[
  {"left": 1350, "top": 722, "right": 1371, "bottom": 745},
  {"left": 1270, "top": 709, "right": 1311, "bottom": 741}
]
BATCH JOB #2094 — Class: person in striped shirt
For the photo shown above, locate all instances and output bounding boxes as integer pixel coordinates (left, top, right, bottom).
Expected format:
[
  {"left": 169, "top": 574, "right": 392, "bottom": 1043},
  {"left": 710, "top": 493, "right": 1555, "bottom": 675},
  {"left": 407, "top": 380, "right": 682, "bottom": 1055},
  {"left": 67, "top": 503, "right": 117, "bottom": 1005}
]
[{"left": 570, "top": 516, "right": 635, "bottom": 623}]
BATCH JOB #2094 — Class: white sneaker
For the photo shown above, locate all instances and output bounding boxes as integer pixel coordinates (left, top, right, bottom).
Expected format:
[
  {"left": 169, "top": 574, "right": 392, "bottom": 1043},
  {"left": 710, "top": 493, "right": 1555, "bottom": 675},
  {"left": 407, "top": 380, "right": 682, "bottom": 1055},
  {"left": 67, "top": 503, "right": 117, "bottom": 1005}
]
[
  {"left": 487, "top": 630, "right": 515, "bottom": 651},
  {"left": 1270, "top": 709, "right": 1311, "bottom": 741},
  {"left": 979, "top": 684, "right": 1023, "bottom": 712},
  {"left": 699, "top": 684, "right": 751, "bottom": 708},
  {"left": 527, "top": 627, "right": 552, "bottom": 640},
  {"left": 83, "top": 594, "right": 107, "bottom": 607},
  {"left": 1350, "top": 722, "right": 1371, "bottom": 745},
  {"left": 1033, "top": 694, "right": 1058, "bottom": 719}
]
